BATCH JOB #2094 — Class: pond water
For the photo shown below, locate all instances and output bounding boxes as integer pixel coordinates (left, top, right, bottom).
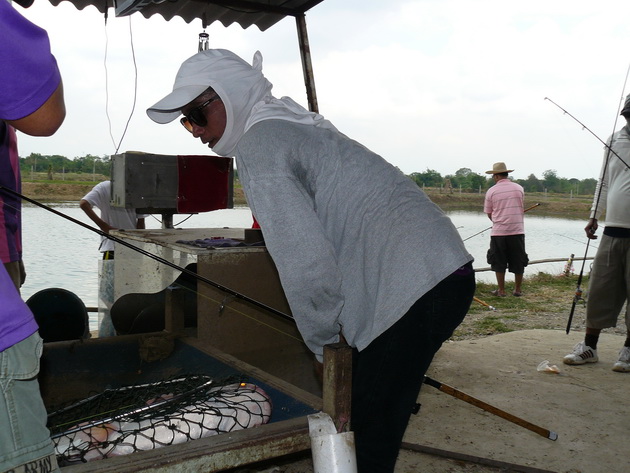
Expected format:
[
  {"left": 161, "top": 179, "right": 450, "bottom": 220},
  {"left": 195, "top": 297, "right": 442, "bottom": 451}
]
[{"left": 19, "top": 204, "right": 595, "bottom": 331}]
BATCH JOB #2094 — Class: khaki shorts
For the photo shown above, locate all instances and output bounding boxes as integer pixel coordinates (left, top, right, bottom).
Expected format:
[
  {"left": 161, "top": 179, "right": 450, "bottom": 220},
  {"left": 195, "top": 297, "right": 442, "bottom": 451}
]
[
  {"left": 586, "top": 234, "right": 630, "bottom": 329},
  {"left": 0, "top": 333, "right": 59, "bottom": 473}
]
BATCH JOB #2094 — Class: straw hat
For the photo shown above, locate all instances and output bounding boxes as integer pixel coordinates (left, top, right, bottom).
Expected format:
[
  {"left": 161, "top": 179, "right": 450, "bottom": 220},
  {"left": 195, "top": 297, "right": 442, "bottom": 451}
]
[{"left": 485, "top": 162, "right": 514, "bottom": 175}]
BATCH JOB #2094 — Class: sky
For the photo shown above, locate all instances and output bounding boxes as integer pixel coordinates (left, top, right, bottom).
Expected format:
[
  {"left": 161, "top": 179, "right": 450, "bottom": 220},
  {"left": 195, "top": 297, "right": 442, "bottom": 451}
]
[{"left": 14, "top": 0, "right": 630, "bottom": 181}]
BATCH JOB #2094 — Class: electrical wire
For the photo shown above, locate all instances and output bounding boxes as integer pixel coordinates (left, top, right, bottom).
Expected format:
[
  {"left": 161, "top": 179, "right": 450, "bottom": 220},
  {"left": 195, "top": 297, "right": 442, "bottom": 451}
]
[{"left": 103, "top": 13, "right": 139, "bottom": 155}]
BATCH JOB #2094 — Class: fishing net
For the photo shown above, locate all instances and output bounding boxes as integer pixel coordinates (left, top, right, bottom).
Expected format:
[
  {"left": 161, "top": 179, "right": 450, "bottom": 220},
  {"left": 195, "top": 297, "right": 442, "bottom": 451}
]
[{"left": 48, "top": 375, "right": 272, "bottom": 464}]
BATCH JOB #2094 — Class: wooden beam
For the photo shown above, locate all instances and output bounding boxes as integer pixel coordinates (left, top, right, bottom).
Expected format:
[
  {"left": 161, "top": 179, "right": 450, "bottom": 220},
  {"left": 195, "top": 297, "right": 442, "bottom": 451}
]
[{"left": 322, "top": 342, "right": 353, "bottom": 432}]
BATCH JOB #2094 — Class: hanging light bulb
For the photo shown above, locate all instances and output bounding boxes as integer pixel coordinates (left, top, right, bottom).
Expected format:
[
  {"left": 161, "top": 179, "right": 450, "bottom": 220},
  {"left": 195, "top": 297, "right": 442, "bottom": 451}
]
[
  {"left": 198, "top": 31, "right": 209, "bottom": 52},
  {"left": 198, "top": 14, "right": 209, "bottom": 52}
]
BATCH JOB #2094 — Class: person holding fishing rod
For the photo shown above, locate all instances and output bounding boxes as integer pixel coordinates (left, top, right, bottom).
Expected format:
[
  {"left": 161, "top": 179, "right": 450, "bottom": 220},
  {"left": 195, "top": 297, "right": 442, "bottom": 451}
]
[
  {"left": 79, "top": 180, "right": 147, "bottom": 337},
  {"left": 484, "top": 162, "right": 528, "bottom": 297},
  {"left": 0, "top": 0, "right": 66, "bottom": 472},
  {"left": 147, "top": 49, "right": 475, "bottom": 473},
  {"left": 563, "top": 94, "right": 630, "bottom": 372}
]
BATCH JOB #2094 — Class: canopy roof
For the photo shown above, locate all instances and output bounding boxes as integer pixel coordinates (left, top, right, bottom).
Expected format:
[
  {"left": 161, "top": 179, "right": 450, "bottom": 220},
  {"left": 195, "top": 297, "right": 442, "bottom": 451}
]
[{"left": 46, "top": 0, "right": 324, "bottom": 30}]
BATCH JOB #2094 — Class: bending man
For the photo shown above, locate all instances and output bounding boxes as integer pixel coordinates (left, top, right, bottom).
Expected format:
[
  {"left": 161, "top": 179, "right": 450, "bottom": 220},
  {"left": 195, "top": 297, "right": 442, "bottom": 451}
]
[{"left": 147, "top": 49, "right": 475, "bottom": 473}]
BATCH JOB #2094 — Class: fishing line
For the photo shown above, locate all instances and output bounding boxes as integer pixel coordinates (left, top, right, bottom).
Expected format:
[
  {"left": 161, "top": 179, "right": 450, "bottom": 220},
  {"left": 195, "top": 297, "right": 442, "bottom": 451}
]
[
  {"left": 3, "top": 190, "right": 303, "bottom": 343},
  {"left": 1, "top": 185, "right": 294, "bottom": 323},
  {"left": 554, "top": 233, "right": 598, "bottom": 249},
  {"left": 544, "top": 97, "right": 630, "bottom": 171},
  {"left": 121, "top": 277, "right": 304, "bottom": 344},
  {"left": 462, "top": 203, "right": 540, "bottom": 242}
]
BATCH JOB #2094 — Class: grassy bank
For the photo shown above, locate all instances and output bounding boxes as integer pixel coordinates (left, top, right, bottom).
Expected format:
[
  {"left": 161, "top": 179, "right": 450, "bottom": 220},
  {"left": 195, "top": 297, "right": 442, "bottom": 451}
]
[
  {"left": 21, "top": 178, "right": 592, "bottom": 216},
  {"left": 427, "top": 189, "right": 591, "bottom": 219},
  {"left": 457, "top": 266, "right": 630, "bottom": 342},
  {"left": 21, "top": 173, "right": 109, "bottom": 202},
  {"left": 21, "top": 175, "right": 249, "bottom": 205},
  {"left": 457, "top": 271, "right": 586, "bottom": 340}
]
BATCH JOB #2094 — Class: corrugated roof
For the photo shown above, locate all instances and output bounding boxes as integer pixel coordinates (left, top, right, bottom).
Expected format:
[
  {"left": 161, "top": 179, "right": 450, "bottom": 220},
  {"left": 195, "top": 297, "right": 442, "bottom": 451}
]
[{"left": 46, "top": 0, "right": 324, "bottom": 30}]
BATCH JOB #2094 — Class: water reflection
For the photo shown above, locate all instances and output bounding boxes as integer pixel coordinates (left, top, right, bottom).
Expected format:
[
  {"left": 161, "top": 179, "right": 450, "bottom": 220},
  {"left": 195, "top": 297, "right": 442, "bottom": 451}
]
[{"left": 20, "top": 205, "right": 595, "bottom": 332}]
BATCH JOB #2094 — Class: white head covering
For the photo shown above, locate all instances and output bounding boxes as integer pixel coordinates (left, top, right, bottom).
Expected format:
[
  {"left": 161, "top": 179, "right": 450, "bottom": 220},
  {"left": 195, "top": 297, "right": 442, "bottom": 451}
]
[{"left": 147, "top": 49, "right": 336, "bottom": 156}]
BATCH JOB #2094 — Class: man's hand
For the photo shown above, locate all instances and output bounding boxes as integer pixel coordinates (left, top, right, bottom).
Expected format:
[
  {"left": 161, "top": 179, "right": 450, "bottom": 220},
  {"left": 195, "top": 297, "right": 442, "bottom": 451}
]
[{"left": 585, "top": 218, "right": 598, "bottom": 240}]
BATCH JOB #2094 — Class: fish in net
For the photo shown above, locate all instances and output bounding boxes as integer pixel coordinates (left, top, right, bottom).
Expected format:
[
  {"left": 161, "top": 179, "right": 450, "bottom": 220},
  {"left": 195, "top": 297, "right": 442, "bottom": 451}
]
[{"left": 48, "top": 375, "right": 272, "bottom": 464}]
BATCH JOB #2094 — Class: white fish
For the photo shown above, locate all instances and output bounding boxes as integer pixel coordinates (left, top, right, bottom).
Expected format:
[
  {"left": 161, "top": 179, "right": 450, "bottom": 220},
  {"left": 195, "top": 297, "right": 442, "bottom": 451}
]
[{"left": 54, "top": 382, "right": 272, "bottom": 462}]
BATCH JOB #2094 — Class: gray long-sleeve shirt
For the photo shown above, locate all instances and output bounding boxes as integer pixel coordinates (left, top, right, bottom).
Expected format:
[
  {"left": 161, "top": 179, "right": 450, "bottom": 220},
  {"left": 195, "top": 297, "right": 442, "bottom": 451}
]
[
  {"left": 236, "top": 120, "right": 473, "bottom": 359},
  {"left": 591, "top": 126, "right": 630, "bottom": 227}
]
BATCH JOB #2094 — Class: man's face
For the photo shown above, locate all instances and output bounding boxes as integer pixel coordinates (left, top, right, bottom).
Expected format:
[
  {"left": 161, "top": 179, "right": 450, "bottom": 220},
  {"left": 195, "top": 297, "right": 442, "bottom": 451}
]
[{"left": 180, "top": 93, "right": 227, "bottom": 149}]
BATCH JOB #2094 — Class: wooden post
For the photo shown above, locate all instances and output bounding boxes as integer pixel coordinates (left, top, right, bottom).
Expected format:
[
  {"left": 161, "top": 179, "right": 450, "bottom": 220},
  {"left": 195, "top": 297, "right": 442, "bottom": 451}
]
[{"left": 322, "top": 342, "right": 353, "bottom": 432}]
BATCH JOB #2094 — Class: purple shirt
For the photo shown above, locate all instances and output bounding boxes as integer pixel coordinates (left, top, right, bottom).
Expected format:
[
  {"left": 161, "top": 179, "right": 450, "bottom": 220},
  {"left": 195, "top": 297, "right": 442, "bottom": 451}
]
[
  {"left": 0, "top": 1, "right": 62, "bottom": 350},
  {"left": 0, "top": 0, "right": 62, "bottom": 120},
  {"left": 0, "top": 263, "right": 38, "bottom": 352}
]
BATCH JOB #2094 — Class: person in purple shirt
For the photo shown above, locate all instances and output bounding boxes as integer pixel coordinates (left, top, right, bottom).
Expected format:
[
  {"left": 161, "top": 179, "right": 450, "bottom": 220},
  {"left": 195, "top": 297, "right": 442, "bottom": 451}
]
[
  {"left": 1, "top": 115, "right": 26, "bottom": 290},
  {"left": 0, "top": 1, "right": 66, "bottom": 471}
]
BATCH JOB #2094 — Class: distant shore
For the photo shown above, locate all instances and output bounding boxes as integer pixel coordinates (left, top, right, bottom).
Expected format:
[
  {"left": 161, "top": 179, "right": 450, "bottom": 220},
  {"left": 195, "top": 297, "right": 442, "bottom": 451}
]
[
  {"left": 20, "top": 180, "right": 249, "bottom": 206},
  {"left": 20, "top": 179, "right": 592, "bottom": 217},
  {"left": 427, "top": 190, "right": 592, "bottom": 218}
]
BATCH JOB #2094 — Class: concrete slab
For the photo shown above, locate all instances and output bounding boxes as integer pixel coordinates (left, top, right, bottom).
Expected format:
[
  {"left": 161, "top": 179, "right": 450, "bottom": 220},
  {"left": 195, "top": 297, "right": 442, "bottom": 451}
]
[{"left": 403, "top": 329, "right": 630, "bottom": 473}]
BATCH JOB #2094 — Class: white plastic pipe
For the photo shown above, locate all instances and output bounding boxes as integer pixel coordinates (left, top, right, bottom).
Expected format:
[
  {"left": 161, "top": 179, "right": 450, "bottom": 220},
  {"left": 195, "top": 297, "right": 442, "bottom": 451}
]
[{"left": 308, "top": 412, "right": 357, "bottom": 473}]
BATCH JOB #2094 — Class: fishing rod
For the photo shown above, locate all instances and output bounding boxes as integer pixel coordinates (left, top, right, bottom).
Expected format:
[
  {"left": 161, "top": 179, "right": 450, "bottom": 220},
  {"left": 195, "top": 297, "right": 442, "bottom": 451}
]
[
  {"left": 547, "top": 64, "right": 630, "bottom": 333},
  {"left": 544, "top": 97, "right": 630, "bottom": 171},
  {"left": 463, "top": 203, "right": 541, "bottom": 242},
  {"left": 473, "top": 296, "right": 495, "bottom": 311},
  {"left": 0, "top": 185, "right": 294, "bottom": 323},
  {"left": 422, "top": 376, "right": 558, "bottom": 441}
]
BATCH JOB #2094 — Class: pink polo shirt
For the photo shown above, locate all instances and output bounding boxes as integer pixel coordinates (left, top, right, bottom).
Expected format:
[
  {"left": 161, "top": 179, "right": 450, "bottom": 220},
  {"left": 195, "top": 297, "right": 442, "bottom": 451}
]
[{"left": 483, "top": 179, "right": 524, "bottom": 236}]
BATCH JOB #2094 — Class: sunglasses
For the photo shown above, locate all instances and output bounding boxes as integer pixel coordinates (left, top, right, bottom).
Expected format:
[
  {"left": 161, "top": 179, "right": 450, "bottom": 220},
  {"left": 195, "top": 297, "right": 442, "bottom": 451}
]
[{"left": 180, "top": 95, "right": 221, "bottom": 132}]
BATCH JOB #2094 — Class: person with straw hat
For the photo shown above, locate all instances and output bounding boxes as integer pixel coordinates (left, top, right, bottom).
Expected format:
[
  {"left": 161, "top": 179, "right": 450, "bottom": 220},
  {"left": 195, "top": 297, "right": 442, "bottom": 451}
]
[{"left": 484, "top": 162, "right": 528, "bottom": 297}]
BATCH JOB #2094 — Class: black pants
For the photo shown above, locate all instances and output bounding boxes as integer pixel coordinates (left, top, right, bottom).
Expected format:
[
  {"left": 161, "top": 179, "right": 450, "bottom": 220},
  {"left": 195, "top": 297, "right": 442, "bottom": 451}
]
[{"left": 351, "top": 267, "right": 475, "bottom": 473}]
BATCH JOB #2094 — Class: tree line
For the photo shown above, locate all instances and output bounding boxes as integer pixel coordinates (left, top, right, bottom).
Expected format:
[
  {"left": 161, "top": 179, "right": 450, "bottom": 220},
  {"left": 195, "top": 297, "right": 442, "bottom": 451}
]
[
  {"left": 20, "top": 153, "right": 598, "bottom": 195},
  {"left": 409, "top": 168, "right": 598, "bottom": 195},
  {"left": 20, "top": 153, "right": 111, "bottom": 178}
]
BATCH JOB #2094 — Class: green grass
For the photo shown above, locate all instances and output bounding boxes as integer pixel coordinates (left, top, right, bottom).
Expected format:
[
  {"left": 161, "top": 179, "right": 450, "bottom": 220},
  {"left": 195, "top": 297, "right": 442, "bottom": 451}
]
[
  {"left": 22, "top": 179, "right": 100, "bottom": 186},
  {"left": 22, "top": 172, "right": 108, "bottom": 184},
  {"left": 473, "top": 315, "right": 514, "bottom": 333},
  {"left": 471, "top": 272, "right": 585, "bottom": 313},
  {"left": 453, "top": 271, "right": 589, "bottom": 339}
]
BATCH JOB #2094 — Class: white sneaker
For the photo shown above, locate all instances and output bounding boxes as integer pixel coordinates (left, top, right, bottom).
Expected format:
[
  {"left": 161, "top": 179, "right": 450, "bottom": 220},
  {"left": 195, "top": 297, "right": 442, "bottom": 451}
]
[
  {"left": 563, "top": 342, "right": 598, "bottom": 365},
  {"left": 612, "top": 346, "right": 630, "bottom": 372}
]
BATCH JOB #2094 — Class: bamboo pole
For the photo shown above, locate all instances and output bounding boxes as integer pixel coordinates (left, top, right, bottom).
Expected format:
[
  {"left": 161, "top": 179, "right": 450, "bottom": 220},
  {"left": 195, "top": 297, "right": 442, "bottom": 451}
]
[{"left": 423, "top": 376, "right": 557, "bottom": 441}]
